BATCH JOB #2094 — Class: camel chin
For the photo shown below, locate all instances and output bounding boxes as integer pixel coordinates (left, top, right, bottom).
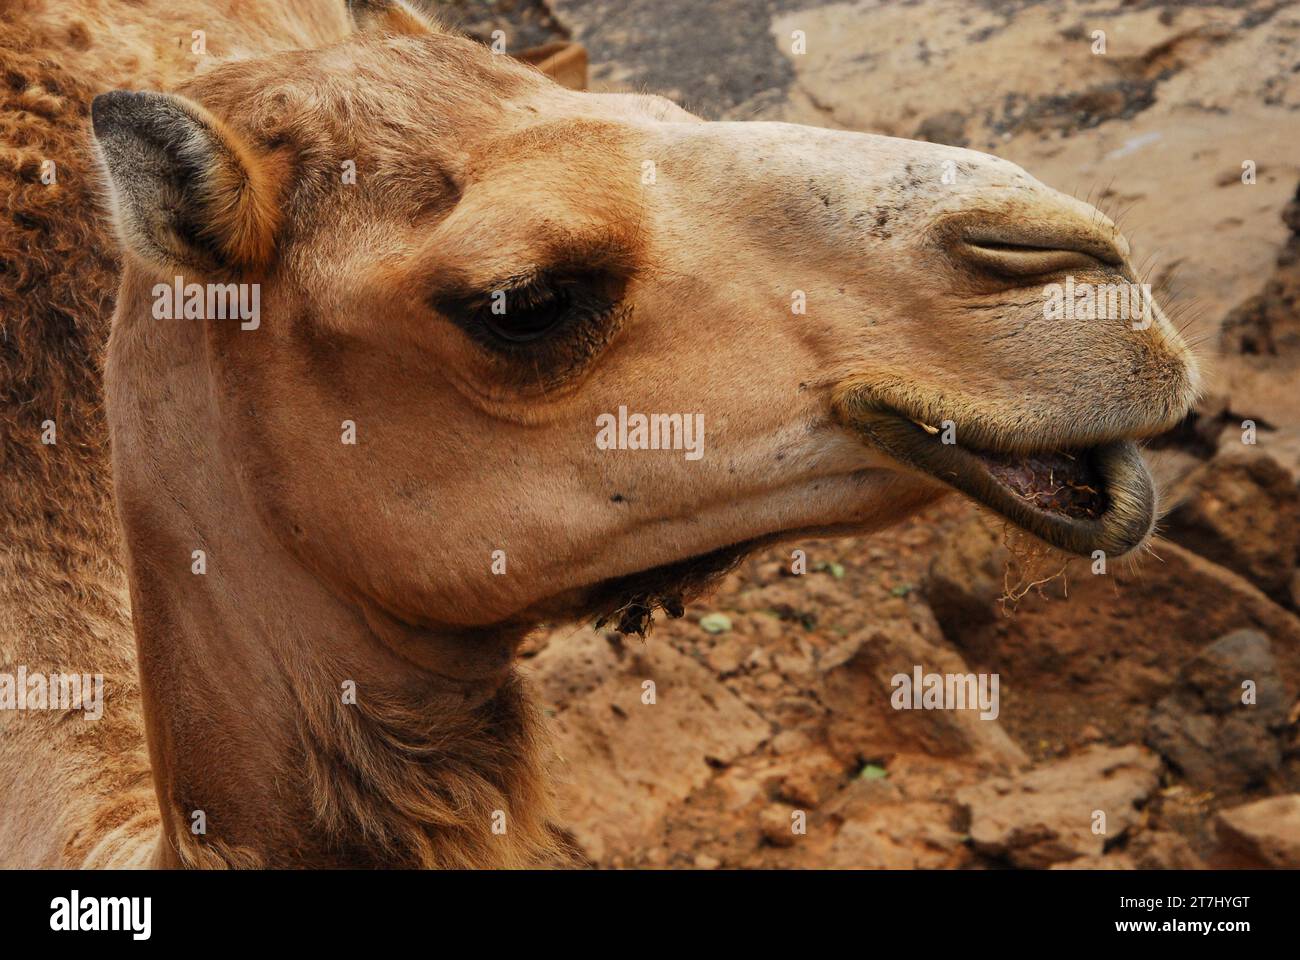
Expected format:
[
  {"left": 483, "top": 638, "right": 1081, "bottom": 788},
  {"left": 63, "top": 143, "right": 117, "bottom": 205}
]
[{"left": 568, "top": 539, "right": 769, "bottom": 638}]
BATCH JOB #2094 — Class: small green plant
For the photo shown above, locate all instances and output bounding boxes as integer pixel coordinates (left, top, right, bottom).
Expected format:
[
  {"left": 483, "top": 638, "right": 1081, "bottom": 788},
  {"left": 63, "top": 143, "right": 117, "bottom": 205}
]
[
  {"left": 813, "top": 560, "right": 846, "bottom": 579},
  {"left": 698, "top": 612, "right": 732, "bottom": 634}
]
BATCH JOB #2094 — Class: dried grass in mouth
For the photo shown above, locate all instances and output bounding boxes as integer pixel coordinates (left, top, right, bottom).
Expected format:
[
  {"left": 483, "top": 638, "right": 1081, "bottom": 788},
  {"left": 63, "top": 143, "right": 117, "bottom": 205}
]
[{"left": 991, "top": 516, "right": 1076, "bottom": 612}]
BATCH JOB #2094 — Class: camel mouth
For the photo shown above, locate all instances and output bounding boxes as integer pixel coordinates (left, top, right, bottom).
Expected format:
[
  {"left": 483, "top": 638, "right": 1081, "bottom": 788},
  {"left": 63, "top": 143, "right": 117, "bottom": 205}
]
[{"left": 842, "top": 410, "right": 1156, "bottom": 558}]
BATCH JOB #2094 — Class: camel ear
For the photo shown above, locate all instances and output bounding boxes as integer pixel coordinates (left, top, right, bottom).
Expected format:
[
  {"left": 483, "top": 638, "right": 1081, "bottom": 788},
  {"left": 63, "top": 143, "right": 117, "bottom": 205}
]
[
  {"left": 91, "top": 90, "right": 279, "bottom": 272},
  {"left": 347, "top": 0, "right": 435, "bottom": 36},
  {"left": 514, "top": 42, "right": 589, "bottom": 91}
]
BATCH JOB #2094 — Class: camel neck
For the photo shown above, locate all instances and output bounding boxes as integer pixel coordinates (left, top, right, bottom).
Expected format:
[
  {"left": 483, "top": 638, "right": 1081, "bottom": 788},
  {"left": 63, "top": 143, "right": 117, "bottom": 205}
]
[{"left": 106, "top": 274, "right": 554, "bottom": 867}]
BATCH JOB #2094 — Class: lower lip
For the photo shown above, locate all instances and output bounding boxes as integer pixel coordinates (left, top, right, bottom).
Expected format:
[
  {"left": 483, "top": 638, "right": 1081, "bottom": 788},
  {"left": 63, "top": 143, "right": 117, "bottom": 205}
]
[{"left": 837, "top": 411, "right": 1156, "bottom": 557}]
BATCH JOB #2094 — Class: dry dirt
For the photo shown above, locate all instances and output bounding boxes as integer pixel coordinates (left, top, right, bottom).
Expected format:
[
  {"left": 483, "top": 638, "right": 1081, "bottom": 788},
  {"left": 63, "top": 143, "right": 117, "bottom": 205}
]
[{"left": 435, "top": 0, "right": 1300, "bottom": 868}]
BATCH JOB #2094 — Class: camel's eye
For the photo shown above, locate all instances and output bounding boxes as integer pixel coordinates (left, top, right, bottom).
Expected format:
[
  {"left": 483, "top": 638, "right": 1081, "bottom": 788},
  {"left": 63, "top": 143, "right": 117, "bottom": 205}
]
[
  {"left": 481, "top": 280, "right": 575, "bottom": 343},
  {"left": 437, "top": 271, "right": 625, "bottom": 386},
  {"left": 444, "top": 271, "right": 619, "bottom": 354}
]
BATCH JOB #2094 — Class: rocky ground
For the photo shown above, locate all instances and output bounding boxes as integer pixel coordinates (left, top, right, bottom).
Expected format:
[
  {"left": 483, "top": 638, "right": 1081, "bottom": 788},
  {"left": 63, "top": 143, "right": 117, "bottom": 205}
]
[{"left": 430, "top": 0, "right": 1300, "bottom": 868}]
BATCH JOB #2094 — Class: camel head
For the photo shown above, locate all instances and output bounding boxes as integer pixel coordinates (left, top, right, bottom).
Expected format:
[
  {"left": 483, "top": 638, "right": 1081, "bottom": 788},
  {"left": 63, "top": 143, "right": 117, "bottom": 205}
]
[{"left": 93, "top": 1, "right": 1199, "bottom": 665}]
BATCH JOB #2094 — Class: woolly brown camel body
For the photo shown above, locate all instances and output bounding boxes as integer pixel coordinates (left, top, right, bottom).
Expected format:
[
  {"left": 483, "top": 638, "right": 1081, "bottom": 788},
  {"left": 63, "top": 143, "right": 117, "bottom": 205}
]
[
  {"left": 0, "top": 0, "right": 361, "bottom": 868},
  {"left": 4, "top": 0, "right": 1198, "bottom": 867}
]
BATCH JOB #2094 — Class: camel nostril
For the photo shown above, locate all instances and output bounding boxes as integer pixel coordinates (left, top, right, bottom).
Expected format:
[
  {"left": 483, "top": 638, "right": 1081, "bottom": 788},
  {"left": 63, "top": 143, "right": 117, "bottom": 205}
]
[
  {"left": 946, "top": 210, "right": 1128, "bottom": 278},
  {"left": 949, "top": 218, "right": 1126, "bottom": 278},
  {"left": 956, "top": 239, "right": 1115, "bottom": 278}
]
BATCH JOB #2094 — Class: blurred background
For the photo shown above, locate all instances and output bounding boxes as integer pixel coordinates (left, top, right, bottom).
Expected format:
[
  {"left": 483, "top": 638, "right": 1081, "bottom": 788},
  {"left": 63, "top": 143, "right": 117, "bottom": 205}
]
[{"left": 433, "top": 0, "right": 1300, "bottom": 869}]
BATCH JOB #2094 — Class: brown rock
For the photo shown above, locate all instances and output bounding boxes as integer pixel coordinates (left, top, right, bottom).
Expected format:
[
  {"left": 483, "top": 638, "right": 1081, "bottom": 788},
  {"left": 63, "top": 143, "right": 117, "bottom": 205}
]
[
  {"left": 1050, "top": 853, "right": 1136, "bottom": 870},
  {"left": 760, "top": 804, "right": 800, "bottom": 847},
  {"left": 771, "top": 748, "right": 842, "bottom": 808},
  {"left": 819, "top": 623, "right": 1026, "bottom": 771},
  {"left": 1162, "top": 453, "right": 1300, "bottom": 602},
  {"left": 771, "top": 729, "right": 812, "bottom": 756},
  {"left": 705, "top": 636, "right": 745, "bottom": 674},
  {"left": 1222, "top": 425, "right": 1300, "bottom": 488},
  {"left": 740, "top": 612, "right": 785, "bottom": 644},
  {"left": 1213, "top": 795, "right": 1300, "bottom": 868},
  {"left": 956, "top": 745, "right": 1161, "bottom": 868},
  {"left": 914, "top": 110, "right": 969, "bottom": 147},
  {"left": 827, "top": 802, "right": 968, "bottom": 868},
  {"left": 1127, "top": 830, "right": 1206, "bottom": 870},
  {"left": 775, "top": 769, "right": 821, "bottom": 808},
  {"left": 774, "top": 651, "right": 815, "bottom": 680},
  {"left": 1145, "top": 629, "right": 1289, "bottom": 790},
  {"left": 924, "top": 516, "right": 1010, "bottom": 641},
  {"left": 944, "top": 540, "right": 1300, "bottom": 750},
  {"left": 1220, "top": 180, "right": 1300, "bottom": 361},
  {"left": 526, "top": 627, "right": 770, "bottom": 864}
]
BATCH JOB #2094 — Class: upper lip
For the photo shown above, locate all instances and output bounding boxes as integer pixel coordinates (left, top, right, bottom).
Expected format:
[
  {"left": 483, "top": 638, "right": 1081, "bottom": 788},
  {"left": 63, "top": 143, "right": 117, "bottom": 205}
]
[{"left": 835, "top": 403, "right": 1156, "bottom": 557}]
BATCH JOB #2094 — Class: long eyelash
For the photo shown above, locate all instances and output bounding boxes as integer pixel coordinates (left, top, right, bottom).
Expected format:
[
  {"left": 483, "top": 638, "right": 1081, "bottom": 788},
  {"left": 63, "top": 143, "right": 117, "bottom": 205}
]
[
  {"left": 454, "top": 273, "right": 542, "bottom": 312},
  {"left": 503, "top": 280, "right": 566, "bottom": 311},
  {"left": 434, "top": 269, "right": 624, "bottom": 389}
]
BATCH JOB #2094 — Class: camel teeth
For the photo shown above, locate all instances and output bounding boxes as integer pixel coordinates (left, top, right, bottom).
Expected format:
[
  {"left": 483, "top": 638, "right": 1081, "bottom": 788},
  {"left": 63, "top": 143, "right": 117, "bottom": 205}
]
[{"left": 911, "top": 418, "right": 940, "bottom": 435}]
